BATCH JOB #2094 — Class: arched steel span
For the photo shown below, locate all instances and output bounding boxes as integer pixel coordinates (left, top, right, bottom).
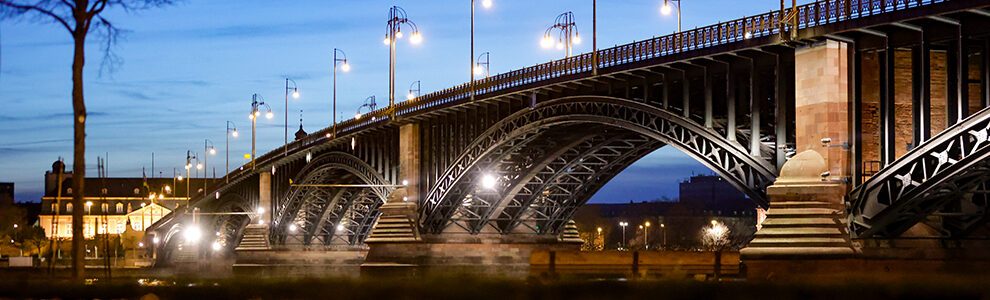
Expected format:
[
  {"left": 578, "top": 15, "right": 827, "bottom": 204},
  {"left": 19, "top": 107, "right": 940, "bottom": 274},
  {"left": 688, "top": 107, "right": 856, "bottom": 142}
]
[
  {"left": 156, "top": 188, "right": 253, "bottom": 264},
  {"left": 849, "top": 106, "right": 990, "bottom": 238},
  {"left": 420, "top": 96, "right": 777, "bottom": 234},
  {"left": 271, "top": 151, "right": 391, "bottom": 246}
]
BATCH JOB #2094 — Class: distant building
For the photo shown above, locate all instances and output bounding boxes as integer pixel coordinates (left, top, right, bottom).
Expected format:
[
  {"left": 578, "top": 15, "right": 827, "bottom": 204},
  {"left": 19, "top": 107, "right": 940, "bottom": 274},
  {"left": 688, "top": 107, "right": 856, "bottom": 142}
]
[
  {"left": 0, "top": 182, "right": 13, "bottom": 207},
  {"left": 678, "top": 174, "right": 755, "bottom": 217},
  {"left": 573, "top": 174, "right": 759, "bottom": 250},
  {"left": 38, "top": 160, "right": 217, "bottom": 239}
]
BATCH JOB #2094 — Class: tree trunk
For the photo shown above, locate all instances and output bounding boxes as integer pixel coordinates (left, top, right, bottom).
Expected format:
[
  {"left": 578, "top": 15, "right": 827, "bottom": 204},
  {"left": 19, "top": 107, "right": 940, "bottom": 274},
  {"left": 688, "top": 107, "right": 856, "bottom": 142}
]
[{"left": 70, "top": 29, "right": 87, "bottom": 281}]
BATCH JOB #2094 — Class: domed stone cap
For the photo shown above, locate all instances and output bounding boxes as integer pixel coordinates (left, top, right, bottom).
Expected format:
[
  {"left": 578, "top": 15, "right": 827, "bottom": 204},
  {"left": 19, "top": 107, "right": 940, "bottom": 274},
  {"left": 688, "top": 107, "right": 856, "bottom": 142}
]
[{"left": 775, "top": 150, "right": 827, "bottom": 184}]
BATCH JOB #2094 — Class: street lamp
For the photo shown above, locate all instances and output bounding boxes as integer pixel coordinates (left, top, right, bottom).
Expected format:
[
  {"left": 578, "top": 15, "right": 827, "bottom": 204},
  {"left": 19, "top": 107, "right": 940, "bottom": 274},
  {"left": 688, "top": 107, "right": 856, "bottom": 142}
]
[
  {"left": 204, "top": 139, "right": 216, "bottom": 194},
  {"left": 644, "top": 221, "right": 651, "bottom": 250},
  {"left": 249, "top": 93, "right": 273, "bottom": 170},
  {"left": 471, "top": 0, "right": 492, "bottom": 101},
  {"left": 661, "top": 0, "right": 682, "bottom": 33},
  {"left": 284, "top": 78, "right": 299, "bottom": 156},
  {"left": 355, "top": 96, "right": 377, "bottom": 120},
  {"left": 185, "top": 151, "right": 200, "bottom": 200},
  {"left": 225, "top": 121, "right": 238, "bottom": 183},
  {"left": 332, "top": 48, "right": 350, "bottom": 138},
  {"left": 407, "top": 80, "right": 421, "bottom": 100},
  {"left": 474, "top": 52, "right": 490, "bottom": 78},
  {"left": 542, "top": 11, "right": 580, "bottom": 58},
  {"left": 618, "top": 221, "right": 628, "bottom": 249},
  {"left": 385, "top": 6, "right": 422, "bottom": 120},
  {"left": 596, "top": 226, "right": 603, "bottom": 250}
]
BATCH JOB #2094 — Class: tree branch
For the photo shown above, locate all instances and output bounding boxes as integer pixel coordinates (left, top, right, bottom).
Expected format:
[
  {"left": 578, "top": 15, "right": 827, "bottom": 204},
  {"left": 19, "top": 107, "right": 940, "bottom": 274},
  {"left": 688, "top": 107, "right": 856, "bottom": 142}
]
[{"left": 0, "top": 1, "right": 73, "bottom": 33}]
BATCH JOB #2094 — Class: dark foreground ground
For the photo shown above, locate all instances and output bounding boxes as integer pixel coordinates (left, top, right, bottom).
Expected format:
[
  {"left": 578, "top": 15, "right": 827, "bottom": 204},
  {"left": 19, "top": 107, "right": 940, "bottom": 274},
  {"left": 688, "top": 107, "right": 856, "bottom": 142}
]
[{"left": 0, "top": 274, "right": 989, "bottom": 300}]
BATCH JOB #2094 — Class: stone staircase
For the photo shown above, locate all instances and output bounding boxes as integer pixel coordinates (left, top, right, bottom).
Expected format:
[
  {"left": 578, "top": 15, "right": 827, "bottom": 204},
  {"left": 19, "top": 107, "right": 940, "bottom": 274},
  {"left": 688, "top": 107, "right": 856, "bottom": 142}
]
[
  {"left": 742, "top": 197, "right": 858, "bottom": 259},
  {"left": 235, "top": 224, "right": 271, "bottom": 251},
  {"left": 559, "top": 220, "right": 584, "bottom": 244},
  {"left": 364, "top": 201, "right": 421, "bottom": 243},
  {"left": 174, "top": 244, "right": 198, "bottom": 262}
]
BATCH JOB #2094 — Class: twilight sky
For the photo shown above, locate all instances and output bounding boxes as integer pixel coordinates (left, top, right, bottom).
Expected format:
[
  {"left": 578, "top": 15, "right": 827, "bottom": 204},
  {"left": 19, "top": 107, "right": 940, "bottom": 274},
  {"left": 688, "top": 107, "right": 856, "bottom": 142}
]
[{"left": 0, "top": 0, "right": 791, "bottom": 203}]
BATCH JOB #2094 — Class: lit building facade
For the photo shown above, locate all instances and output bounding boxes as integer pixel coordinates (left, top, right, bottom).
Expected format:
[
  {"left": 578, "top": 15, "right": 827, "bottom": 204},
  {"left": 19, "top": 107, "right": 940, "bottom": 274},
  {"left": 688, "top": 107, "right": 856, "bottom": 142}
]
[{"left": 38, "top": 160, "right": 217, "bottom": 239}]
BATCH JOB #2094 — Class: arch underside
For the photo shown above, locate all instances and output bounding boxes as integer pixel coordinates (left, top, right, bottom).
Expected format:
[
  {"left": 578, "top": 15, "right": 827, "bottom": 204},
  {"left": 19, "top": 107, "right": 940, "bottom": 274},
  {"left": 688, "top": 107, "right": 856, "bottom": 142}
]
[
  {"left": 421, "top": 96, "right": 776, "bottom": 234},
  {"left": 850, "top": 108, "right": 990, "bottom": 238},
  {"left": 271, "top": 152, "right": 390, "bottom": 246}
]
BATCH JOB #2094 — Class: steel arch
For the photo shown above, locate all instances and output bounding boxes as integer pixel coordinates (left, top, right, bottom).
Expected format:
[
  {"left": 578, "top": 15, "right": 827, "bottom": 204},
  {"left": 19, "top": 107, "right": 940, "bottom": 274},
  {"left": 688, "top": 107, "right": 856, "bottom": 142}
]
[
  {"left": 849, "top": 107, "right": 990, "bottom": 237},
  {"left": 421, "top": 96, "right": 776, "bottom": 233},
  {"left": 271, "top": 151, "right": 391, "bottom": 246}
]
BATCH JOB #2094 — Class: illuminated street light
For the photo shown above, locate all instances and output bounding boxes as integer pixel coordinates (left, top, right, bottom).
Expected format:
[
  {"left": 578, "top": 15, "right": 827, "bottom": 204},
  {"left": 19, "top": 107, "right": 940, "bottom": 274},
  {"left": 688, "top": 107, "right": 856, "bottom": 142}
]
[
  {"left": 542, "top": 11, "right": 580, "bottom": 58},
  {"left": 288, "top": 224, "right": 297, "bottom": 233},
  {"left": 257, "top": 207, "right": 265, "bottom": 214},
  {"left": 644, "top": 221, "right": 651, "bottom": 250},
  {"left": 152, "top": 236, "right": 160, "bottom": 244},
  {"left": 385, "top": 6, "right": 422, "bottom": 120},
  {"left": 474, "top": 52, "right": 490, "bottom": 78},
  {"left": 284, "top": 78, "right": 300, "bottom": 155},
  {"left": 661, "top": 0, "right": 682, "bottom": 32},
  {"left": 356, "top": 96, "right": 377, "bottom": 120},
  {"left": 471, "top": 0, "right": 493, "bottom": 101},
  {"left": 618, "top": 221, "right": 628, "bottom": 249},
  {"left": 226, "top": 121, "right": 238, "bottom": 182},
  {"left": 332, "top": 48, "right": 350, "bottom": 138},
  {"left": 185, "top": 150, "right": 201, "bottom": 199},
  {"left": 211, "top": 241, "right": 222, "bottom": 251},
  {"left": 250, "top": 94, "right": 273, "bottom": 170},
  {"left": 407, "top": 80, "right": 421, "bottom": 100}
]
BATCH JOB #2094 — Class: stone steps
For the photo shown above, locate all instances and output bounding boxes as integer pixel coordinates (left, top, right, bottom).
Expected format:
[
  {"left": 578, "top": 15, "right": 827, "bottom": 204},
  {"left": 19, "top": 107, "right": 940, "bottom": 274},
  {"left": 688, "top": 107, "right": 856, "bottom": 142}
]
[
  {"left": 365, "top": 215, "right": 419, "bottom": 243},
  {"left": 765, "top": 208, "right": 841, "bottom": 218},
  {"left": 754, "top": 227, "right": 845, "bottom": 238},
  {"left": 769, "top": 201, "right": 844, "bottom": 210},
  {"left": 761, "top": 217, "right": 843, "bottom": 228},
  {"left": 748, "top": 237, "right": 850, "bottom": 247},
  {"left": 235, "top": 224, "right": 271, "bottom": 251}
]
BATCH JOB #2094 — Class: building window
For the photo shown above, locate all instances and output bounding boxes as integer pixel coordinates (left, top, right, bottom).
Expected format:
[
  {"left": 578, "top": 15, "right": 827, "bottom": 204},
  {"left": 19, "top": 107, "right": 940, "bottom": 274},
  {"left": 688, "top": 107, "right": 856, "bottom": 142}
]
[
  {"left": 51, "top": 203, "right": 57, "bottom": 213},
  {"left": 66, "top": 203, "right": 73, "bottom": 213},
  {"left": 116, "top": 203, "right": 124, "bottom": 213},
  {"left": 85, "top": 204, "right": 91, "bottom": 214},
  {"left": 66, "top": 188, "right": 72, "bottom": 194},
  {"left": 101, "top": 188, "right": 108, "bottom": 194},
  {"left": 101, "top": 203, "right": 109, "bottom": 213}
]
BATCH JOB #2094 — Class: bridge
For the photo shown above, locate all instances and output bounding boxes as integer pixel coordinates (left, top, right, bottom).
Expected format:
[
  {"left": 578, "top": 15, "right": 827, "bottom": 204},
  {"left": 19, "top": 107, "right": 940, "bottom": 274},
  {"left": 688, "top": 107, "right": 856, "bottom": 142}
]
[{"left": 148, "top": 0, "right": 990, "bottom": 276}]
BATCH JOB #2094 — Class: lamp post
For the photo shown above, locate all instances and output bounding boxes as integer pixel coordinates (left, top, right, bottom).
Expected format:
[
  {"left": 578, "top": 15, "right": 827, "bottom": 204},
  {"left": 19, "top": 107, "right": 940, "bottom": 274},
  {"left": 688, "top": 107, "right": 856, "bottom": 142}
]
[
  {"left": 385, "top": 6, "right": 422, "bottom": 121},
  {"left": 355, "top": 96, "right": 377, "bottom": 120},
  {"left": 592, "top": 0, "right": 598, "bottom": 75},
  {"left": 661, "top": 0, "right": 682, "bottom": 33},
  {"left": 541, "top": 11, "right": 581, "bottom": 58},
  {"left": 284, "top": 78, "right": 299, "bottom": 156},
  {"left": 225, "top": 121, "right": 238, "bottom": 182},
  {"left": 471, "top": 0, "right": 492, "bottom": 101},
  {"left": 204, "top": 139, "right": 216, "bottom": 193},
  {"left": 407, "top": 81, "right": 421, "bottom": 101},
  {"left": 332, "top": 48, "right": 350, "bottom": 138},
  {"left": 644, "top": 221, "right": 651, "bottom": 250},
  {"left": 249, "top": 94, "right": 274, "bottom": 170},
  {"left": 474, "top": 52, "right": 490, "bottom": 78},
  {"left": 618, "top": 221, "right": 628, "bottom": 249},
  {"left": 185, "top": 151, "right": 201, "bottom": 200},
  {"left": 596, "top": 226, "right": 603, "bottom": 250}
]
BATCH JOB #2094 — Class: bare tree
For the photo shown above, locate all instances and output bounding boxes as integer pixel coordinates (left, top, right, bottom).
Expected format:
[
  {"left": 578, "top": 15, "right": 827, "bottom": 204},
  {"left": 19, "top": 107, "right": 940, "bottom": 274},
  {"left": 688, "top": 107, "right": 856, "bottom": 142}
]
[{"left": 0, "top": 0, "right": 174, "bottom": 280}]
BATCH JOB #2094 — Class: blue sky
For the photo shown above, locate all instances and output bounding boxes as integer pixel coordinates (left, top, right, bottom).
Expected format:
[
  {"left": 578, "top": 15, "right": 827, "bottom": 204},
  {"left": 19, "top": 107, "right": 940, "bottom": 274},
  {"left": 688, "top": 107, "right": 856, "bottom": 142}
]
[{"left": 0, "top": 0, "right": 787, "bottom": 203}]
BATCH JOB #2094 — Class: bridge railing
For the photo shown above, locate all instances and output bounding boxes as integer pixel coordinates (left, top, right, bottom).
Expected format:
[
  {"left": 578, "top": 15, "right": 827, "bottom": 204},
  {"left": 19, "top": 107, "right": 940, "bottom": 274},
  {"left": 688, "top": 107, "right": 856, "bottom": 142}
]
[{"left": 199, "top": 0, "right": 947, "bottom": 206}]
